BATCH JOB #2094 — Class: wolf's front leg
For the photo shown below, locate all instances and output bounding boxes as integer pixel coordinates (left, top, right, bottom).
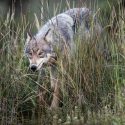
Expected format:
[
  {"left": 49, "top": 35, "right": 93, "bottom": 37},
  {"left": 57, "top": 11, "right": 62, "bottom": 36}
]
[
  {"left": 37, "top": 70, "right": 47, "bottom": 107},
  {"left": 50, "top": 66, "right": 60, "bottom": 109}
]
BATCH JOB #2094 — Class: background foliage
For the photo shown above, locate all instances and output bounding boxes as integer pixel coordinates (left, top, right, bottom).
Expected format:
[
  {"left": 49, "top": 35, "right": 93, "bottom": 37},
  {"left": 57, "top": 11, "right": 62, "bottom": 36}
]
[{"left": 0, "top": 0, "right": 125, "bottom": 125}]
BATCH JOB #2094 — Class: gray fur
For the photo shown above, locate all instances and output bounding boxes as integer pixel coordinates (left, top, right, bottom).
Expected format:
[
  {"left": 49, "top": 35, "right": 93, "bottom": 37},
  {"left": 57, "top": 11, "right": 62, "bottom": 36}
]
[
  {"left": 25, "top": 7, "right": 101, "bottom": 56},
  {"left": 24, "top": 7, "right": 102, "bottom": 109}
]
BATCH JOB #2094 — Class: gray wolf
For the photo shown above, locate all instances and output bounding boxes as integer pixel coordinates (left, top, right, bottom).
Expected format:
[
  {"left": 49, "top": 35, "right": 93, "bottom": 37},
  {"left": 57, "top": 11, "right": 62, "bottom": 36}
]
[{"left": 24, "top": 7, "right": 101, "bottom": 109}]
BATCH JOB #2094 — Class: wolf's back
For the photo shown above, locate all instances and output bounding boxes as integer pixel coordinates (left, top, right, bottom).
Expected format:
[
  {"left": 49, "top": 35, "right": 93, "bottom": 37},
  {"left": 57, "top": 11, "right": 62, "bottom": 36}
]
[
  {"left": 65, "top": 8, "right": 102, "bottom": 35},
  {"left": 36, "top": 7, "right": 101, "bottom": 50},
  {"left": 65, "top": 8, "right": 91, "bottom": 24}
]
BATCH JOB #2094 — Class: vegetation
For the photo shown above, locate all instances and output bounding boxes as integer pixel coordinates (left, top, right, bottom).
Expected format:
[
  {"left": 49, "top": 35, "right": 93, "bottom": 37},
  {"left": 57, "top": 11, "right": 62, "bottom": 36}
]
[{"left": 0, "top": 0, "right": 125, "bottom": 125}]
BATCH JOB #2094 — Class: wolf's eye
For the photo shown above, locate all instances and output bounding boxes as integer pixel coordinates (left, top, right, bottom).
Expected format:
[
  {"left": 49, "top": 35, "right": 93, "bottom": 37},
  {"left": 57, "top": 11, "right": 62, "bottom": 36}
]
[
  {"left": 29, "top": 52, "right": 32, "bottom": 55},
  {"left": 38, "top": 52, "right": 45, "bottom": 58}
]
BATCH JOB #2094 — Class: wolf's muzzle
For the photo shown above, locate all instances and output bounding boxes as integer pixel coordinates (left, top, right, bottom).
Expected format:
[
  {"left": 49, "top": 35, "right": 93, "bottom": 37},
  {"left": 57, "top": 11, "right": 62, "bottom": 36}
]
[{"left": 30, "top": 64, "right": 37, "bottom": 72}]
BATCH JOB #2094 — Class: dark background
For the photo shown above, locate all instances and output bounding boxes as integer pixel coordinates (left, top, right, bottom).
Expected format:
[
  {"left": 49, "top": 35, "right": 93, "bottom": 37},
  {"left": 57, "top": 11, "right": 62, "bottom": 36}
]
[{"left": 0, "top": 0, "right": 124, "bottom": 19}]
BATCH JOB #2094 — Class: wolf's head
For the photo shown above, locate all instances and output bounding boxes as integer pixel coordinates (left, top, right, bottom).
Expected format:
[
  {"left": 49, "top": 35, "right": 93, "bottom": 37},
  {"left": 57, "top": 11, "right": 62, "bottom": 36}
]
[{"left": 24, "top": 32, "right": 57, "bottom": 72}]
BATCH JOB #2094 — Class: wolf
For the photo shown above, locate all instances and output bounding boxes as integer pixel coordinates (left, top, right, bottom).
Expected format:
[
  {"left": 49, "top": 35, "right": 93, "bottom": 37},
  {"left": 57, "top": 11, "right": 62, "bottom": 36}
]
[{"left": 24, "top": 7, "right": 101, "bottom": 109}]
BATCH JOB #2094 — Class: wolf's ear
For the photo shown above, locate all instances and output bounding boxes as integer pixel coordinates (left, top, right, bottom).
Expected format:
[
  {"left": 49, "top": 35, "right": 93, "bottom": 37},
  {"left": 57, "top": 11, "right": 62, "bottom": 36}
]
[
  {"left": 26, "top": 32, "right": 32, "bottom": 42},
  {"left": 44, "top": 28, "right": 51, "bottom": 42},
  {"left": 44, "top": 29, "right": 51, "bottom": 38}
]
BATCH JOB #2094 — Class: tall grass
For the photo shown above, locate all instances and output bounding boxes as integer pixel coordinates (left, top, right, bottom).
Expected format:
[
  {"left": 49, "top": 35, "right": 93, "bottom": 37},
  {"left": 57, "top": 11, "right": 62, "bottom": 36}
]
[{"left": 0, "top": 1, "right": 125, "bottom": 125}]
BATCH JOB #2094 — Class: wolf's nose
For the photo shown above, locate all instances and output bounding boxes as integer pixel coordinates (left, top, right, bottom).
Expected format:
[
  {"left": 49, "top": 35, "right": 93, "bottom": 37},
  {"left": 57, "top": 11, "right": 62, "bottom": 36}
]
[{"left": 30, "top": 65, "right": 37, "bottom": 71}]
